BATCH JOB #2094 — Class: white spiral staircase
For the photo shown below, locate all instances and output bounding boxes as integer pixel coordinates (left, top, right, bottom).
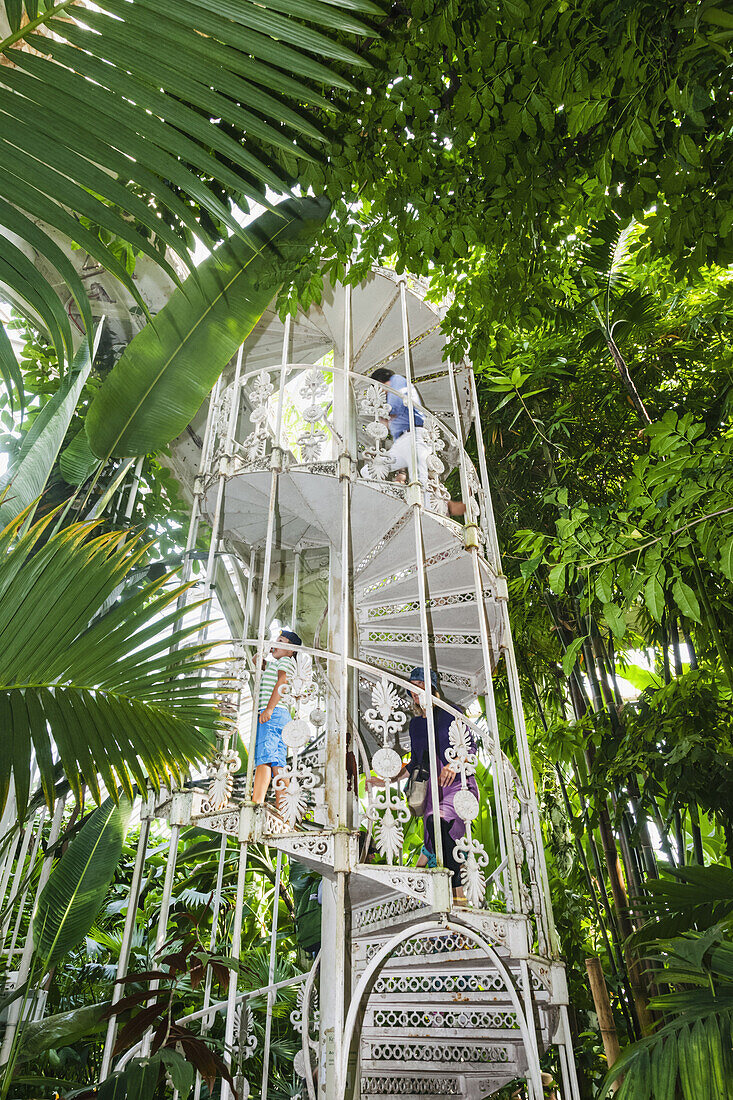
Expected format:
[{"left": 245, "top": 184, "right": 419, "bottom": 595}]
[{"left": 0, "top": 264, "right": 580, "bottom": 1100}]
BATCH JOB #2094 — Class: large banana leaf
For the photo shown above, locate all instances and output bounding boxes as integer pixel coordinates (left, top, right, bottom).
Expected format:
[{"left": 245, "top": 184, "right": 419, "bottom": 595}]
[
  {"left": 0, "top": 323, "right": 102, "bottom": 527},
  {"left": 16, "top": 1002, "right": 110, "bottom": 1064},
  {"left": 0, "top": 0, "right": 377, "bottom": 379},
  {"left": 34, "top": 797, "right": 130, "bottom": 969},
  {"left": 0, "top": 512, "right": 222, "bottom": 819},
  {"left": 85, "top": 196, "right": 330, "bottom": 458}
]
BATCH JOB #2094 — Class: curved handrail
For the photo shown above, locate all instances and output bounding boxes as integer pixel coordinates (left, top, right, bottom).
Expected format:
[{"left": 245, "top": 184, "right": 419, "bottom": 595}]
[{"left": 113, "top": 971, "right": 310, "bottom": 1072}]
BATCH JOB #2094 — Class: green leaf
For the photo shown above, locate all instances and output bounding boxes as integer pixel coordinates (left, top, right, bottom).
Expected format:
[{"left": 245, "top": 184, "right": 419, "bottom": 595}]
[
  {"left": 0, "top": 514, "right": 219, "bottom": 817},
  {"left": 34, "top": 797, "right": 131, "bottom": 969},
  {"left": 86, "top": 197, "right": 330, "bottom": 459},
  {"left": 0, "top": 318, "right": 24, "bottom": 415},
  {"left": 595, "top": 566, "right": 613, "bottom": 604},
  {"left": 719, "top": 537, "right": 733, "bottom": 583},
  {"left": 650, "top": 1036, "right": 678, "bottom": 1100},
  {"left": 617, "top": 663, "right": 663, "bottom": 692},
  {"left": 679, "top": 134, "right": 700, "bottom": 166},
  {"left": 96, "top": 1058, "right": 161, "bottom": 1100},
  {"left": 0, "top": 0, "right": 373, "bottom": 348},
  {"left": 16, "top": 1002, "right": 110, "bottom": 1063},
  {"left": 602, "top": 602, "right": 626, "bottom": 640},
  {"left": 0, "top": 326, "right": 102, "bottom": 527},
  {"left": 59, "top": 429, "right": 102, "bottom": 486},
  {"left": 644, "top": 573, "right": 665, "bottom": 622},
  {"left": 155, "top": 1049, "right": 195, "bottom": 1096},
  {"left": 562, "top": 636, "right": 587, "bottom": 677},
  {"left": 672, "top": 578, "right": 701, "bottom": 623},
  {"left": 548, "top": 562, "right": 566, "bottom": 594}
]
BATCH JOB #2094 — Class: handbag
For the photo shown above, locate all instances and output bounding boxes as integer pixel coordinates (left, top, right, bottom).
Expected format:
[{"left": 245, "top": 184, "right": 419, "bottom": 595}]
[{"left": 406, "top": 752, "right": 429, "bottom": 817}]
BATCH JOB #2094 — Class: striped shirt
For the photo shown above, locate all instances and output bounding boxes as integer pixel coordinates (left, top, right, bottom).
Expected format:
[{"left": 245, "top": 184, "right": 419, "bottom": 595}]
[{"left": 258, "top": 656, "right": 293, "bottom": 712}]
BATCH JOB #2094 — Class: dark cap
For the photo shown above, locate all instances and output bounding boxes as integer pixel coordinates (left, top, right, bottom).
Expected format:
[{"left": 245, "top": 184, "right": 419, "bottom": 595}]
[
  {"left": 279, "top": 629, "right": 302, "bottom": 647},
  {"left": 409, "top": 666, "right": 439, "bottom": 690}
]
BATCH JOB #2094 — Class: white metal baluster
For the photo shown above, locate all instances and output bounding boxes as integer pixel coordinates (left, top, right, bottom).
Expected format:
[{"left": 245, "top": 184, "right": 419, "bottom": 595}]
[
  {"left": 260, "top": 848, "right": 283, "bottom": 1099},
  {"left": 398, "top": 276, "right": 444, "bottom": 875},
  {"left": 100, "top": 809, "right": 151, "bottom": 1078},
  {"left": 468, "top": 368, "right": 502, "bottom": 569},
  {"left": 221, "top": 839, "right": 248, "bottom": 1100},
  {"left": 197, "top": 345, "right": 244, "bottom": 641},
  {"left": 139, "top": 823, "right": 180, "bottom": 1059},
  {"left": 7, "top": 808, "right": 46, "bottom": 961},
  {"left": 243, "top": 315, "right": 292, "bottom": 803},
  {"left": 0, "top": 810, "right": 38, "bottom": 953},
  {"left": 192, "top": 831, "right": 229, "bottom": 1100},
  {"left": 0, "top": 795, "right": 66, "bottom": 1064}
]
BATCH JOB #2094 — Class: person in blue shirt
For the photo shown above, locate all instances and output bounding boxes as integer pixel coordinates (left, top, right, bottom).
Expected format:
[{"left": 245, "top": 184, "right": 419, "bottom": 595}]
[{"left": 370, "top": 367, "right": 429, "bottom": 488}]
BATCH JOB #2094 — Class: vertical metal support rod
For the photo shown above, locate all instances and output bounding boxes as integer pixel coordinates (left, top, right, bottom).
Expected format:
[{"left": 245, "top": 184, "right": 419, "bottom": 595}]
[
  {"left": 197, "top": 346, "right": 245, "bottom": 641},
  {"left": 446, "top": 360, "right": 478, "bottom": 526},
  {"left": 100, "top": 813, "right": 151, "bottom": 1079},
  {"left": 7, "top": 809, "right": 46, "bottom": 960},
  {"left": 503, "top": 624, "right": 559, "bottom": 956},
  {"left": 468, "top": 369, "right": 502, "bottom": 568},
  {"left": 0, "top": 834, "right": 18, "bottom": 918},
  {"left": 398, "top": 278, "right": 443, "bottom": 870},
  {"left": 139, "top": 824, "right": 180, "bottom": 1059},
  {"left": 260, "top": 849, "right": 283, "bottom": 1100},
  {"left": 469, "top": 547, "right": 521, "bottom": 909},
  {"left": 558, "top": 1003, "right": 582, "bottom": 1100},
  {"left": 243, "top": 316, "right": 291, "bottom": 801},
  {"left": 339, "top": 283, "right": 352, "bottom": 829},
  {"left": 469, "top": 365, "right": 557, "bottom": 944},
  {"left": 291, "top": 548, "right": 302, "bottom": 630},
  {"left": 122, "top": 456, "right": 145, "bottom": 521},
  {"left": 193, "top": 831, "right": 231, "bottom": 1100},
  {"left": 221, "top": 840, "right": 249, "bottom": 1100},
  {"left": 0, "top": 796, "right": 66, "bottom": 1064},
  {"left": 176, "top": 374, "right": 224, "bottom": 622},
  {"left": 518, "top": 958, "right": 545, "bottom": 1099},
  {"left": 0, "top": 812, "right": 37, "bottom": 950}
]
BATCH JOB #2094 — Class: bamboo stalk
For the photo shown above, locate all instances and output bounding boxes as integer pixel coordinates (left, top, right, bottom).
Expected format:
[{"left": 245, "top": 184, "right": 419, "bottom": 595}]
[{"left": 586, "top": 957, "right": 621, "bottom": 1090}]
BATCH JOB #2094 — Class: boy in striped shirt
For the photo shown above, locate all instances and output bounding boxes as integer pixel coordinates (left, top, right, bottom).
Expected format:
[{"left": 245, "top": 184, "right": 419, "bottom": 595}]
[{"left": 252, "top": 630, "right": 302, "bottom": 811}]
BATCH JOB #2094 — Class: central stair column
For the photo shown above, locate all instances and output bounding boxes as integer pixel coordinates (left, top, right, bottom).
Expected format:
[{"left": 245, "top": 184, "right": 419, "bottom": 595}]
[{"left": 320, "top": 285, "right": 358, "bottom": 1099}]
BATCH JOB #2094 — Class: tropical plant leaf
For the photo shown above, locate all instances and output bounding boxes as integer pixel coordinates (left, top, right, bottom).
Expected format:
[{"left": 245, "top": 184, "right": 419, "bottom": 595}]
[
  {"left": 85, "top": 196, "right": 330, "bottom": 458},
  {"left": 561, "top": 635, "right": 587, "bottom": 677},
  {"left": 0, "top": 513, "right": 222, "bottom": 818},
  {"left": 16, "top": 1001, "right": 111, "bottom": 1063},
  {"left": 0, "top": 0, "right": 376, "bottom": 362},
  {"left": 34, "top": 798, "right": 131, "bottom": 969},
  {"left": 0, "top": 318, "right": 23, "bottom": 414},
  {"left": 59, "top": 428, "right": 103, "bottom": 486},
  {"left": 0, "top": 324, "right": 102, "bottom": 528}
]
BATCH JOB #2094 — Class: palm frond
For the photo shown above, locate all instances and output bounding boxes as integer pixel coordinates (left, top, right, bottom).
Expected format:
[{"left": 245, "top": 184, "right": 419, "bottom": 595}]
[
  {"left": 0, "top": 0, "right": 379, "bottom": 379},
  {"left": 0, "top": 512, "right": 224, "bottom": 818},
  {"left": 630, "top": 866, "right": 733, "bottom": 949}
]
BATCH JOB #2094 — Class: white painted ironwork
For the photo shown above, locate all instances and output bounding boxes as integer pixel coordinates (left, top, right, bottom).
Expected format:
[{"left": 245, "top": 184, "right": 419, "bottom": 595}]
[{"left": 0, "top": 268, "right": 580, "bottom": 1100}]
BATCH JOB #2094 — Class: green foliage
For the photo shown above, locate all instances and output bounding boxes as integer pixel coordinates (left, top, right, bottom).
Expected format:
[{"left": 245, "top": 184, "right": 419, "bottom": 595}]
[
  {"left": 600, "top": 867, "right": 733, "bottom": 1099},
  {"left": 596, "top": 672, "right": 733, "bottom": 825},
  {"left": 0, "top": 329, "right": 99, "bottom": 527},
  {"left": 86, "top": 196, "right": 330, "bottom": 459},
  {"left": 35, "top": 799, "right": 131, "bottom": 970},
  {"left": 300, "top": 0, "right": 733, "bottom": 341},
  {"left": 0, "top": 0, "right": 377, "bottom": 369},
  {"left": 530, "top": 412, "right": 733, "bottom": 656},
  {"left": 0, "top": 512, "right": 221, "bottom": 818}
]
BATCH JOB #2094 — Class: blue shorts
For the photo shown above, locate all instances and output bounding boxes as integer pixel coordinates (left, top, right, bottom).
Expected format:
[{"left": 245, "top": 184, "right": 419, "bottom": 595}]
[{"left": 254, "top": 707, "right": 289, "bottom": 768}]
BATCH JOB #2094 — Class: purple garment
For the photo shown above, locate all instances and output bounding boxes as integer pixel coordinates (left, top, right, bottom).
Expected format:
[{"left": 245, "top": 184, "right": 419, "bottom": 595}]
[{"left": 407, "top": 707, "right": 480, "bottom": 849}]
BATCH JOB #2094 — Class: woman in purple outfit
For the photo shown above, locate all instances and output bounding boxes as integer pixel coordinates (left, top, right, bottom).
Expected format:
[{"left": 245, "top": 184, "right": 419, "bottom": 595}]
[{"left": 367, "top": 666, "right": 479, "bottom": 904}]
